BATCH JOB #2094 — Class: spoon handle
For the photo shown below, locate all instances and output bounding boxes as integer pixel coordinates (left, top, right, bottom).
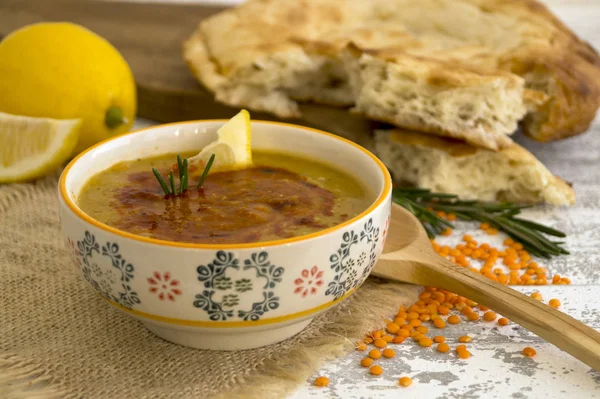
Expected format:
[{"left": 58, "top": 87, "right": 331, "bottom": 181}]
[{"left": 375, "top": 246, "right": 600, "bottom": 370}]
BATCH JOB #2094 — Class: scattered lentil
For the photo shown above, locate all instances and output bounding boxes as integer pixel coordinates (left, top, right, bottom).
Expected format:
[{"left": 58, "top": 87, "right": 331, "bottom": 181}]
[
  {"left": 409, "top": 319, "right": 422, "bottom": 327},
  {"left": 392, "top": 336, "right": 406, "bottom": 344},
  {"left": 437, "top": 343, "right": 450, "bottom": 353},
  {"left": 483, "top": 311, "right": 497, "bottom": 322},
  {"left": 467, "top": 312, "right": 480, "bottom": 322},
  {"left": 355, "top": 225, "right": 570, "bottom": 383},
  {"left": 433, "top": 319, "right": 446, "bottom": 329},
  {"left": 523, "top": 347, "right": 537, "bottom": 357},
  {"left": 399, "top": 377, "right": 413, "bottom": 387},
  {"left": 386, "top": 323, "right": 400, "bottom": 334},
  {"left": 412, "top": 333, "right": 425, "bottom": 342},
  {"left": 361, "top": 358, "right": 374, "bottom": 367},
  {"left": 530, "top": 292, "right": 543, "bottom": 301},
  {"left": 416, "top": 326, "right": 429, "bottom": 334},
  {"left": 549, "top": 298, "right": 561, "bottom": 308},
  {"left": 383, "top": 348, "right": 396, "bottom": 358},
  {"left": 398, "top": 329, "right": 410, "bottom": 338},
  {"left": 314, "top": 376, "right": 329, "bottom": 387}
]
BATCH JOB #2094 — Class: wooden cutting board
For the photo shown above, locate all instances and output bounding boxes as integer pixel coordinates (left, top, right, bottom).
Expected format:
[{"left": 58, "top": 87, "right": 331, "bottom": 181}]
[{"left": 0, "top": 0, "right": 379, "bottom": 147}]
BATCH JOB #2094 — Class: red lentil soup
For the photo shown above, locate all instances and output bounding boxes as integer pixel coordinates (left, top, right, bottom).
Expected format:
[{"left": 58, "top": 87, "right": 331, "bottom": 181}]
[{"left": 77, "top": 150, "right": 372, "bottom": 244}]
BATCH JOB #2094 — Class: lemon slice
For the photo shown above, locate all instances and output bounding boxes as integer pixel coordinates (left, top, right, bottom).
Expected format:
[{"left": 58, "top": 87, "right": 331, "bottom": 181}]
[
  {"left": 0, "top": 112, "right": 81, "bottom": 183},
  {"left": 190, "top": 109, "right": 252, "bottom": 171}
]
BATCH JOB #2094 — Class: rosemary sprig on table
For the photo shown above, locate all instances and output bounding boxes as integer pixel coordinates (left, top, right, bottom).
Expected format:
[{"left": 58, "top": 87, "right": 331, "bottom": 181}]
[
  {"left": 152, "top": 153, "right": 215, "bottom": 196},
  {"left": 392, "top": 187, "right": 568, "bottom": 258}
]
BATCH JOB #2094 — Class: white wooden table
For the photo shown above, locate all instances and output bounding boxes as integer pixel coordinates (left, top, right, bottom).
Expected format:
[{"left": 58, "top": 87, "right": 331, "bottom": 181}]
[{"left": 130, "top": 1, "right": 600, "bottom": 397}]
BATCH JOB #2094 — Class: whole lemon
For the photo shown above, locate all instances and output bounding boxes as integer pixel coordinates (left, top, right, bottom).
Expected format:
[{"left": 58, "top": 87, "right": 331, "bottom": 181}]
[{"left": 0, "top": 22, "right": 136, "bottom": 154}]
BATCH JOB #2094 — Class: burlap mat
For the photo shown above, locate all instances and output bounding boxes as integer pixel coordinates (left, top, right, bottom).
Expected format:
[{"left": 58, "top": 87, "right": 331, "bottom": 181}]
[{"left": 0, "top": 175, "right": 420, "bottom": 399}]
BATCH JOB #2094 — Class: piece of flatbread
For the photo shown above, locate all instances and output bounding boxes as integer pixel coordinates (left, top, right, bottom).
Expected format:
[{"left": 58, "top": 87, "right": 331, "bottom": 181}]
[
  {"left": 184, "top": 0, "right": 600, "bottom": 148},
  {"left": 342, "top": 44, "right": 547, "bottom": 150},
  {"left": 373, "top": 129, "right": 575, "bottom": 206}
]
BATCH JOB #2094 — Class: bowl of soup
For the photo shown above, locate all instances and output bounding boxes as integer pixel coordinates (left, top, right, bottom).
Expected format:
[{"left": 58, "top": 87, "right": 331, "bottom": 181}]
[{"left": 59, "top": 119, "right": 392, "bottom": 350}]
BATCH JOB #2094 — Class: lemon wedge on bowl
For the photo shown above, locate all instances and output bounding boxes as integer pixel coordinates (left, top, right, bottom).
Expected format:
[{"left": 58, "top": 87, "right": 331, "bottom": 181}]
[
  {"left": 189, "top": 109, "right": 252, "bottom": 171},
  {"left": 0, "top": 112, "right": 81, "bottom": 183}
]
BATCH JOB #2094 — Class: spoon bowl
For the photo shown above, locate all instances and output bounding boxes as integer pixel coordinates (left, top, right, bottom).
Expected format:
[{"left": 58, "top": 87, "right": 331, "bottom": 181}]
[{"left": 374, "top": 203, "right": 600, "bottom": 370}]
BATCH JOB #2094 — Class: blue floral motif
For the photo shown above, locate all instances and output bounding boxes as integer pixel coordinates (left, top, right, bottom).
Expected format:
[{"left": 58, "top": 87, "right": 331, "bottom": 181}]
[
  {"left": 77, "top": 231, "right": 140, "bottom": 308},
  {"left": 238, "top": 292, "right": 280, "bottom": 321},
  {"left": 325, "top": 218, "right": 380, "bottom": 301},
  {"left": 243, "top": 251, "right": 284, "bottom": 289},
  {"left": 193, "top": 290, "right": 234, "bottom": 321},
  {"left": 194, "top": 251, "right": 283, "bottom": 321},
  {"left": 197, "top": 251, "right": 239, "bottom": 288}
]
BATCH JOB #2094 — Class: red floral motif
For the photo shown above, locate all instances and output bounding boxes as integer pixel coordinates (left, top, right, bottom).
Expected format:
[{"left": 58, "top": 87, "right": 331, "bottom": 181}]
[
  {"left": 382, "top": 216, "right": 390, "bottom": 241},
  {"left": 66, "top": 238, "right": 82, "bottom": 269},
  {"left": 148, "top": 271, "right": 182, "bottom": 301},
  {"left": 294, "top": 266, "right": 324, "bottom": 297}
]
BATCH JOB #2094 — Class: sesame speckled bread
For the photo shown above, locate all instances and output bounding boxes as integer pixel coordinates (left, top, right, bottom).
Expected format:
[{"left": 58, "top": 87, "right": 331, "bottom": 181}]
[
  {"left": 373, "top": 129, "right": 575, "bottom": 206},
  {"left": 183, "top": 0, "right": 600, "bottom": 145}
]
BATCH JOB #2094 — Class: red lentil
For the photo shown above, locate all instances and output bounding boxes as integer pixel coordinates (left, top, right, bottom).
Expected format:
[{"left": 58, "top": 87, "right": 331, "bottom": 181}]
[
  {"left": 483, "top": 311, "right": 497, "bottom": 322},
  {"left": 437, "top": 343, "right": 450, "bottom": 353},
  {"left": 383, "top": 348, "right": 396, "bottom": 358},
  {"left": 314, "top": 376, "right": 329, "bottom": 387},
  {"left": 549, "top": 298, "right": 561, "bottom": 308},
  {"left": 361, "top": 357, "right": 374, "bottom": 367},
  {"left": 392, "top": 336, "right": 406, "bottom": 344},
  {"left": 522, "top": 347, "right": 537, "bottom": 357},
  {"left": 398, "top": 376, "right": 413, "bottom": 387}
]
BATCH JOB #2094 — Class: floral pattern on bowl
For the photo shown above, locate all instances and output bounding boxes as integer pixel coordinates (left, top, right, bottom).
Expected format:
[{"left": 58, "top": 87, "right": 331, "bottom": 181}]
[
  {"left": 59, "top": 120, "right": 392, "bottom": 350},
  {"left": 67, "top": 216, "right": 385, "bottom": 321},
  {"left": 193, "top": 251, "right": 284, "bottom": 321},
  {"left": 326, "top": 218, "right": 380, "bottom": 300},
  {"left": 77, "top": 231, "right": 140, "bottom": 309}
]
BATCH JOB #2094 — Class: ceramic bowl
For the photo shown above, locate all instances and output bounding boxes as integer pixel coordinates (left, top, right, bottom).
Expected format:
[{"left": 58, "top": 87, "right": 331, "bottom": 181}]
[{"left": 58, "top": 120, "right": 392, "bottom": 350}]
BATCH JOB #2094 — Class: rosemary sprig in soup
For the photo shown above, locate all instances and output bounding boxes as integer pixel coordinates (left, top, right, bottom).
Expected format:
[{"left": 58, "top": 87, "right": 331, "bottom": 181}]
[{"left": 151, "top": 153, "right": 215, "bottom": 197}]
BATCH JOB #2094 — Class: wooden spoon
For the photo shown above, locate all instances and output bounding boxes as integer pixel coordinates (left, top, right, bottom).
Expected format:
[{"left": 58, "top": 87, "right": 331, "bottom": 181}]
[{"left": 374, "top": 203, "right": 600, "bottom": 370}]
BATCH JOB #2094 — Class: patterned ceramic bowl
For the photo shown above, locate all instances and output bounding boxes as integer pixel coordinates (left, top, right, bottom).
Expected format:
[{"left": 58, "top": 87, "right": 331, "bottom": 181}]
[{"left": 59, "top": 120, "right": 392, "bottom": 350}]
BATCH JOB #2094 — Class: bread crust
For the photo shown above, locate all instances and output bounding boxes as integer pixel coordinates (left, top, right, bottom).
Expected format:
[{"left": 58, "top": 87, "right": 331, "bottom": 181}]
[
  {"left": 375, "top": 129, "right": 576, "bottom": 205},
  {"left": 183, "top": 0, "right": 600, "bottom": 143}
]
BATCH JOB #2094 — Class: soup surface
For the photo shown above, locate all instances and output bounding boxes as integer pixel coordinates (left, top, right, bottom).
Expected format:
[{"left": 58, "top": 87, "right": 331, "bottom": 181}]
[{"left": 77, "top": 150, "right": 372, "bottom": 244}]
